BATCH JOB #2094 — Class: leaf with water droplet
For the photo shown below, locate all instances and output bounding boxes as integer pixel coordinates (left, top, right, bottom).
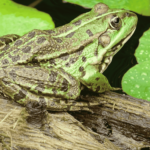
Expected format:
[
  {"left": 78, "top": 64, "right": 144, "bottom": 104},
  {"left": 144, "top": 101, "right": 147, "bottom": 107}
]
[{"left": 122, "top": 61, "right": 150, "bottom": 101}]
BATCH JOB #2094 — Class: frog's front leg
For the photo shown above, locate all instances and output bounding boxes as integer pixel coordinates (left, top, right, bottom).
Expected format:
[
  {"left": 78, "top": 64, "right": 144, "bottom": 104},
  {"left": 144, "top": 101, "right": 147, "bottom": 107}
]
[{"left": 80, "top": 65, "right": 119, "bottom": 93}]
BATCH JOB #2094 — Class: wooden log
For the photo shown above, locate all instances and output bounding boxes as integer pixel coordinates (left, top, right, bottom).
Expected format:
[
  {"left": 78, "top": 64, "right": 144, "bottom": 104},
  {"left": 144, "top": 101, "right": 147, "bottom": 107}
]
[
  {"left": 0, "top": 91, "right": 150, "bottom": 149},
  {"left": 0, "top": 95, "right": 118, "bottom": 150},
  {"left": 70, "top": 91, "right": 150, "bottom": 150}
]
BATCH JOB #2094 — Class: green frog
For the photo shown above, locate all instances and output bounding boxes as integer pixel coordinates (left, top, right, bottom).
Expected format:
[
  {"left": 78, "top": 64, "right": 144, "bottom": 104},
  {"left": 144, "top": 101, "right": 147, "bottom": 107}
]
[{"left": 0, "top": 3, "right": 137, "bottom": 111}]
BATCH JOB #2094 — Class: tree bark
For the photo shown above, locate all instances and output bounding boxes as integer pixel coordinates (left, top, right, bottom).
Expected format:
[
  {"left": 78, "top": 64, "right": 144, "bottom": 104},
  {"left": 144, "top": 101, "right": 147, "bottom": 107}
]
[
  {"left": 0, "top": 91, "right": 150, "bottom": 150},
  {"left": 70, "top": 91, "right": 150, "bottom": 150}
]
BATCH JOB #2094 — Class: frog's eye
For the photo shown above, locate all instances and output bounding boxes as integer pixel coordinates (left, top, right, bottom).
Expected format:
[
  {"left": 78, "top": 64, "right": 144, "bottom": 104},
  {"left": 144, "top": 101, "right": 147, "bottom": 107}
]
[{"left": 110, "top": 16, "right": 122, "bottom": 30}]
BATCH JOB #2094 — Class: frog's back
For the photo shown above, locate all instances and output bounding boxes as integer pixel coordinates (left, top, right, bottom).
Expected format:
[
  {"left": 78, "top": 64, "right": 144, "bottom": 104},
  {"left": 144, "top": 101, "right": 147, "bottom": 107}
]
[
  {"left": 31, "top": 3, "right": 112, "bottom": 62},
  {"left": 0, "top": 3, "right": 110, "bottom": 67},
  {"left": 0, "top": 3, "right": 137, "bottom": 68}
]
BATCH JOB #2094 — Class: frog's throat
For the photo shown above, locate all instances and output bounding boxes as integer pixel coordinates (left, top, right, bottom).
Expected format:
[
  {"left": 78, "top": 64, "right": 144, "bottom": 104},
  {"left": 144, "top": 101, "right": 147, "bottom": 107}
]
[{"left": 99, "top": 27, "right": 136, "bottom": 73}]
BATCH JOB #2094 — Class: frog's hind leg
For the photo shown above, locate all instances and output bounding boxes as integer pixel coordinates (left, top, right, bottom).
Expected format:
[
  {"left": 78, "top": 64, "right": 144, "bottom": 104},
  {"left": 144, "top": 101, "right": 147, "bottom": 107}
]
[
  {"left": 13, "top": 65, "right": 82, "bottom": 100},
  {"left": 0, "top": 77, "right": 99, "bottom": 112},
  {"left": 0, "top": 65, "right": 102, "bottom": 112},
  {"left": 0, "top": 77, "right": 96, "bottom": 112},
  {"left": 0, "top": 66, "right": 99, "bottom": 112},
  {"left": 0, "top": 34, "right": 20, "bottom": 50}
]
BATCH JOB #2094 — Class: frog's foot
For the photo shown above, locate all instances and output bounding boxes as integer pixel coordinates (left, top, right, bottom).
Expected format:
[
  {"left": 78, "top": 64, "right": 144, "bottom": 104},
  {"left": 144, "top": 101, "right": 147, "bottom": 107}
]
[{"left": 0, "top": 34, "right": 20, "bottom": 50}]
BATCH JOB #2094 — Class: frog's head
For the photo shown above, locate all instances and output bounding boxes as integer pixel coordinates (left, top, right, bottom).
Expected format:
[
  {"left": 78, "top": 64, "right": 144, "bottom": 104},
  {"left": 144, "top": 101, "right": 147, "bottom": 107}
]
[
  {"left": 52, "top": 3, "right": 137, "bottom": 74},
  {"left": 89, "top": 3, "right": 138, "bottom": 73}
]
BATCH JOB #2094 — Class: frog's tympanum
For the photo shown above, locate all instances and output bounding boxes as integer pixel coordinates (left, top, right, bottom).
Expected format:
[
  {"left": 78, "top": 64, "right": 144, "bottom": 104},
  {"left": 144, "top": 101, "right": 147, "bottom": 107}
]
[{"left": 0, "top": 3, "right": 137, "bottom": 111}]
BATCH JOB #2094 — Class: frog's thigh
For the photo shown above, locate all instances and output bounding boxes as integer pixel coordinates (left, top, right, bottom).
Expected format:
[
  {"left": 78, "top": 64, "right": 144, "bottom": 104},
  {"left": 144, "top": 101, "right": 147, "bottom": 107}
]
[
  {"left": 54, "top": 68, "right": 81, "bottom": 99},
  {"left": 6, "top": 65, "right": 81, "bottom": 100},
  {"left": 43, "top": 68, "right": 81, "bottom": 99},
  {"left": 34, "top": 67, "right": 82, "bottom": 99},
  {"left": 80, "top": 65, "right": 113, "bottom": 93},
  {"left": 41, "top": 68, "right": 81, "bottom": 100}
]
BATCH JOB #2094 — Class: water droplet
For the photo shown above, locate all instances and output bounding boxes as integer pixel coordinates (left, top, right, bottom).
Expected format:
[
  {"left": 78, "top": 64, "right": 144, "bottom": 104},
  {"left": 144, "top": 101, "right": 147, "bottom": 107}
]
[
  {"left": 135, "top": 84, "right": 140, "bottom": 88},
  {"left": 141, "top": 72, "right": 147, "bottom": 76}
]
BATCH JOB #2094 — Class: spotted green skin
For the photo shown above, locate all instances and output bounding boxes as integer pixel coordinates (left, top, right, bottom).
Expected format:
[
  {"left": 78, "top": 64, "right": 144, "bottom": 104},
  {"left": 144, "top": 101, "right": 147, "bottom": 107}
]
[{"left": 0, "top": 3, "right": 138, "bottom": 111}]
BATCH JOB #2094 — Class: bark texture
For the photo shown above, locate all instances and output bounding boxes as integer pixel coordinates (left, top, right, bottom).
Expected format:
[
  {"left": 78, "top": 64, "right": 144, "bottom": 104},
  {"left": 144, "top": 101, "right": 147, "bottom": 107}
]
[{"left": 0, "top": 91, "right": 150, "bottom": 150}]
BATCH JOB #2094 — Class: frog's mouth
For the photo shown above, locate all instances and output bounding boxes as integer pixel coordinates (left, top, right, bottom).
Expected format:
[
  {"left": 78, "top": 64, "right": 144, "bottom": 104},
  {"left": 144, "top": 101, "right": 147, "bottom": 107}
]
[{"left": 99, "top": 27, "right": 136, "bottom": 73}]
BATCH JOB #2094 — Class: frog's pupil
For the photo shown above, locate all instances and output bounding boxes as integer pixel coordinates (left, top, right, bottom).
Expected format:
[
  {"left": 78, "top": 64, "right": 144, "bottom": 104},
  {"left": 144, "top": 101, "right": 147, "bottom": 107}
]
[{"left": 114, "top": 17, "right": 119, "bottom": 24}]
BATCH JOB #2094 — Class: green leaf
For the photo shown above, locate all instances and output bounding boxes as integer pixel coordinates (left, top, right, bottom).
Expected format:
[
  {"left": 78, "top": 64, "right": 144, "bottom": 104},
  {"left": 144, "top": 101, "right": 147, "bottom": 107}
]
[
  {"left": 0, "top": 0, "right": 55, "bottom": 36},
  {"left": 122, "top": 29, "right": 150, "bottom": 101},
  {"left": 135, "top": 29, "right": 150, "bottom": 63},
  {"left": 63, "top": 0, "right": 150, "bottom": 16},
  {"left": 122, "top": 61, "right": 150, "bottom": 101}
]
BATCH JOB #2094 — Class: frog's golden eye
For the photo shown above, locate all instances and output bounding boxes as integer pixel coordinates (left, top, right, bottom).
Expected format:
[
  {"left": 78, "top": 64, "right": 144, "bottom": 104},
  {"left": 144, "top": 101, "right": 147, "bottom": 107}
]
[{"left": 110, "top": 16, "right": 122, "bottom": 30}]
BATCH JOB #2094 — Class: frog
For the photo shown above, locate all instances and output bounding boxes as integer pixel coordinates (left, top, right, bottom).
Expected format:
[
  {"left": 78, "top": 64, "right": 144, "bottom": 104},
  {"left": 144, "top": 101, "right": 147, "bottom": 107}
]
[{"left": 0, "top": 3, "right": 138, "bottom": 111}]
